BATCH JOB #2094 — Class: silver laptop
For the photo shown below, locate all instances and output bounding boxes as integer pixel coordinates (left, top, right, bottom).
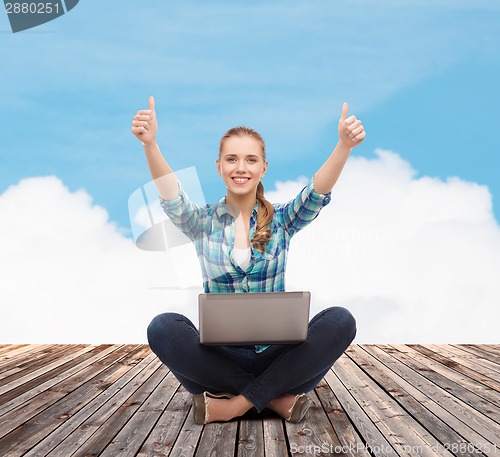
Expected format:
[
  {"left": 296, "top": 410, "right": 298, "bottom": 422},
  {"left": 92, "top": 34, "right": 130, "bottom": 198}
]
[{"left": 199, "top": 291, "right": 310, "bottom": 345}]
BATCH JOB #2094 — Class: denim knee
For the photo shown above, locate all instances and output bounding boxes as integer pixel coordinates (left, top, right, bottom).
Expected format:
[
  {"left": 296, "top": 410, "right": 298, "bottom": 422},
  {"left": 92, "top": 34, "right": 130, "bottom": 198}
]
[
  {"left": 146, "top": 312, "right": 183, "bottom": 351},
  {"left": 336, "top": 306, "right": 357, "bottom": 342},
  {"left": 325, "top": 306, "right": 357, "bottom": 344}
]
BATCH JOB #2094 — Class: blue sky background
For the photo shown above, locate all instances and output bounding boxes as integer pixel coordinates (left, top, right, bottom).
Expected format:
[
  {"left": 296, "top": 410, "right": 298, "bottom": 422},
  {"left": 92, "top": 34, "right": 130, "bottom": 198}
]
[
  {"left": 1, "top": 1, "right": 499, "bottom": 231},
  {"left": 2, "top": 1, "right": 500, "bottom": 344}
]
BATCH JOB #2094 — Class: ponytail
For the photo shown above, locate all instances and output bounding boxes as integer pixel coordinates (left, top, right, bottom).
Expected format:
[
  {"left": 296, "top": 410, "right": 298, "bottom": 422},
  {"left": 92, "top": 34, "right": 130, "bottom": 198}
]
[{"left": 252, "top": 181, "right": 274, "bottom": 253}]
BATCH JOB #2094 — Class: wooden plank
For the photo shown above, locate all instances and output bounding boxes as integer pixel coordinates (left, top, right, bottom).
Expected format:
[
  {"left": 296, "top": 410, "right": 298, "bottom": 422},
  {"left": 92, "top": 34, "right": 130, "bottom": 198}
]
[
  {"left": 61, "top": 361, "right": 167, "bottom": 456},
  {"left": 2, "top": 344, "right": 498, "bottom": 457},
  {"left": 350, "top": 345, "right": 488, "bottom": 457},
  {"left": 0, "top": 344, "right": 18, "bottom": 352},
  {"left": 26, "top": 350, "right": 158, "bottom": 457},
  {"left": 386, "top": 345, "right": 500, "bottom": 423},
  {"left": 137, "top": 386, "right": 197, "bottom": 457},
  {"left": 0, "top": 344, "right": 76, "bottom": 374},
  {"left": 421, "top": 345, "right": 500, "bottom": 391},
  {"left": 0, "top": 345, "right": 98, "bottom": 400},
  {"left": 0, "top": 344, "right": 48, "bottom": 360},
  {"left": 439, "top": 345, "right": 500, "bottom": 375},
  {"left": 313, "top": 377, "right": 371, "bottom": 457},
  {"left": 0, "top": 345, "right": 50, "bottom": 368},
  {"left": 334, "top": 352, "right": 452, "bottom": 457},
  {"left": 194, "top": 420, "right": 238, "bottom": 457},
  {"left": 0, "top": 345, "right": 121, "bottom": 418},
  {"left": 43, "top": 352, "right": 161, "bottom": 456},
  {"left": 0, "top": 345, "right": 82, "bottom": 380},
  {"left": 262, "top": 415, "right": 288, "bottom": 457},
  {"left": 391, "top": 345, "right": 500, "bottom": 412},
  {"left": 453, "top": 345, "right": 500, "bottom": 365},
  {"left": 468, "top": 345, "right": 500, "bottom": 357},
  {"left": 166, "top": 399, "right": 204, "bottom": 457},
  {"left": 285, "top": 389, "right": 344, "bottom": 457},
  {"left": 0, "top": 345, "right": 140, "bottom": 442},
  {"left": 0, "top": 345, "right": 87, "bottom": 380},
  {"left": 7, "top": 346, "right": 152, "bottom": 456},
  {"left": 363, "top": 345, "right": 499, "bottom": 455},
  {"left": 99, "top": 370, "right": 182, "bottom": 456},
  {"left": 0, "top": 344, "right": 65, "bottom": 375},
  {"left": 323, "top": 362, "right": 398, "bottom": 457},
  {"left": 236, "top": 414, "right": 264, "bottom": 457}
]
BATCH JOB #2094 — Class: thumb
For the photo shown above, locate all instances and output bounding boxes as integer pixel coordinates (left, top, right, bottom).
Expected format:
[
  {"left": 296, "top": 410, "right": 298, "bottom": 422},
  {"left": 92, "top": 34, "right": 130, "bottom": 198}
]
[
  {"left": 148, "top": 96, "right": 155, "bottom": 112},
  {"left": 340, "top": 102, "right": 348, "bottom": 121}
]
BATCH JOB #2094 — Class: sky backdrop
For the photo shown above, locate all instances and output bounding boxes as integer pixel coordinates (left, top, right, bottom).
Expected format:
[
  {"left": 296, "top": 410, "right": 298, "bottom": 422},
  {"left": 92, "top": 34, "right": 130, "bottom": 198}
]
[{"left": 1, "top": 1, "right": 499, "bottom": 343}]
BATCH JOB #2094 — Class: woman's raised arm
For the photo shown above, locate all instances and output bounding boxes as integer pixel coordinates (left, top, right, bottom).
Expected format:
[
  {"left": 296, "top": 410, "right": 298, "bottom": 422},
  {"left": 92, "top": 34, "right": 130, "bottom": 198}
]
[
  {"left": 131, "top": 96, "right": 179, "bottom": 200},
  {"left": 313, "top": 102, "right": 366, "bottom": 195}
]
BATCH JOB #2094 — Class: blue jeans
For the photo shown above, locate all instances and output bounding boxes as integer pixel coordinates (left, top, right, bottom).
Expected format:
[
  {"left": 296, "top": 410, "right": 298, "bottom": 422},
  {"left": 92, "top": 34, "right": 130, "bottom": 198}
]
[{"left": 147, "top": 306, "right": 356, "bottom": 412}]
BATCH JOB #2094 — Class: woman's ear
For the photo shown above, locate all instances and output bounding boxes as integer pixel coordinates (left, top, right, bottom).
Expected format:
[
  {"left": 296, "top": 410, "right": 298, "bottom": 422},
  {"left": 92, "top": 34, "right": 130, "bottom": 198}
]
[
  {"left": 261, "top": 161, "right": 268, "bottom": 178},
  {"left": 216, "top": 159, "right": 221, "bottom": 175}
]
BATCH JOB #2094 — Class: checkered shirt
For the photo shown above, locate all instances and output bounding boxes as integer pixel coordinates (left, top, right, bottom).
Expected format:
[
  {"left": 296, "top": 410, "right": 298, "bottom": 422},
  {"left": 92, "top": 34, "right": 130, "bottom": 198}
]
[
  {"left": 160, "top": 178, "right": 331, "bottom": 293},
  {"left": 159, "top": 176, "right": 331, "bottom": 352}
]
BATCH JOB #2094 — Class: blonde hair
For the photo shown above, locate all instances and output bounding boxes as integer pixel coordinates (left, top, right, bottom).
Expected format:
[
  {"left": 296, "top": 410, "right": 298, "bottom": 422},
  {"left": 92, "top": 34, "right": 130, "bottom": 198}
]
[{"left": 219, "top": 126, "right": 274, "bottom": 253}]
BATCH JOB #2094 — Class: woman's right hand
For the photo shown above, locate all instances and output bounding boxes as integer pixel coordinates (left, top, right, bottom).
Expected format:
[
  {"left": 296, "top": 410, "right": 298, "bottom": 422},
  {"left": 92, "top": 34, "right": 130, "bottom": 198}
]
[{"left": 131, "top": 96, "right": 158, "bottom": 146}]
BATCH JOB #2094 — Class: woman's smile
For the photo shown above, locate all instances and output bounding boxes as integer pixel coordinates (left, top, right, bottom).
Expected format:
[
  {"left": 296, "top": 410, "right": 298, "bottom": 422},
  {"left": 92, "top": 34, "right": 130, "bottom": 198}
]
[
  {"left": 217, "top": 135, "right": 268, "bottom": 197},
  {"left": 232, "top": 176, "right": 251, "bottom": 184}
]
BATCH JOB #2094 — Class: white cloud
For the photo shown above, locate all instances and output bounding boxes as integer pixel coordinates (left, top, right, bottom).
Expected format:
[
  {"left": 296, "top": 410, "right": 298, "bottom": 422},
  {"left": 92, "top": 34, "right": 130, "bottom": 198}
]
[
  {"left": 0, "top": 176, "right": 201, "bottom": 344},
  {"left": 2, "top": 150, "right": 499, "bottom": 344},
  {"left": 268, "top": 149, "right": 500, "bottom": 343}
]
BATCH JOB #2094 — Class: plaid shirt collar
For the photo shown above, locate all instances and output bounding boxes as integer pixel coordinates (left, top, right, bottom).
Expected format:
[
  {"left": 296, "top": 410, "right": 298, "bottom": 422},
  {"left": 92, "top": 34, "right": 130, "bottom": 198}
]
[{"left": 214, "top": 197, "right": 259, "bottom": 221}]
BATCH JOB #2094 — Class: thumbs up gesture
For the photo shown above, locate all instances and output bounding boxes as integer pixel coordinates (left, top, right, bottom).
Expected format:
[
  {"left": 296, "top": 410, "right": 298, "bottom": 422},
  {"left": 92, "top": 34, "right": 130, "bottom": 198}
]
[
  {"left": 338, "top": 102, "right": 366, "bottom": 148},
  {"left": 131, "top": 96, "right": 158, "bottom": 146}
]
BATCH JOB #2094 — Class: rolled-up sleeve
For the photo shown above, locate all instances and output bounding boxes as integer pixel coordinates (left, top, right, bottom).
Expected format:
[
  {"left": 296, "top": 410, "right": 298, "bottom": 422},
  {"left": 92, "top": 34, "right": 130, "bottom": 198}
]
[
  {"left": 281, "top": 176, "right": 331, "bottom": 236},
  {"left": 159, "top": 182, "right": 206, "bottom": 241}
]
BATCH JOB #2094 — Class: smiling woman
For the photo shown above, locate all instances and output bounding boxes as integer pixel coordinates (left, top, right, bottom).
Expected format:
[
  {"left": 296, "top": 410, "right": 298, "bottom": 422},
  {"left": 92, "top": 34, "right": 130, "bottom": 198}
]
[
  {"left": 216, "top": 127, "right": 273, "bottom": 253},
  {"left": 131, "top": 96, "right": 364, "bottom": 425}
]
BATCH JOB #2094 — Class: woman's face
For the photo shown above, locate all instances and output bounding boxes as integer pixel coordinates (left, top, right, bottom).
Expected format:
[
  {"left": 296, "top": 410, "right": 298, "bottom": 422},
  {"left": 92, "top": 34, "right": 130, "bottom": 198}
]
[{"left": 217, "top": 135, "right": 268, "bottom": 197}]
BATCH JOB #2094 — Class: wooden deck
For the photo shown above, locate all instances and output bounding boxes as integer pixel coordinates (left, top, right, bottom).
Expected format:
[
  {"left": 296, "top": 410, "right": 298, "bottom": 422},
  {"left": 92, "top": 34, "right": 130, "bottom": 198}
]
[{"left": 0, "top": 344, "right": 498, "bottom": 456}]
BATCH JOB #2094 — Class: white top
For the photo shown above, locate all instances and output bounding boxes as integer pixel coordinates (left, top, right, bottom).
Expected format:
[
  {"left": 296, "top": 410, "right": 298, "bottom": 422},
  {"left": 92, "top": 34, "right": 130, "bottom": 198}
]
[{"left": 232, "top": 246, "right": 251, "bottom": 271}]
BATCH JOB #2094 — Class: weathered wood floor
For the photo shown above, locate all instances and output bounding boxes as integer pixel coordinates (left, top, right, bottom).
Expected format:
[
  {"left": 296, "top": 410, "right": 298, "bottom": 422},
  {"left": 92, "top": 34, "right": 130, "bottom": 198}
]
[{"left": 0, "top": 344, "right": 498, "bottom": 456}]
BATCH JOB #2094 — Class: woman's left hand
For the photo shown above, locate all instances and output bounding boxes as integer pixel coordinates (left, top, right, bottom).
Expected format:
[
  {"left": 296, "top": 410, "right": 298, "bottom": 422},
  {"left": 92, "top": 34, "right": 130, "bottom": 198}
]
[{"left": 338, "top": 102, "right": 366, "bottom": 149}]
